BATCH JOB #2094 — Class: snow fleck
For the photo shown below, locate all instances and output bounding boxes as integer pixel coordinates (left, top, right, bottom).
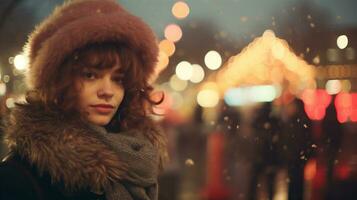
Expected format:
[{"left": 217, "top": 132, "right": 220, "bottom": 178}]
[{"left": 185, "top": 159, "right": 195, "bottom": 166}]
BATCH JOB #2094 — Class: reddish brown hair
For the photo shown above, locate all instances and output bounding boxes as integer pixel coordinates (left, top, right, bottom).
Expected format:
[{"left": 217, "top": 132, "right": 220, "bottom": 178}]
[{"left": 26, "top": 42, "right": 165, "bottom": 147}]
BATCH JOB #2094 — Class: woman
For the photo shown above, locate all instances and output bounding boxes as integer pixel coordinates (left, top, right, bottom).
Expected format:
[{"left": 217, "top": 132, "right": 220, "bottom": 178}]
[{"left": 0, "top": 0, "right": 167, "bottom": 199}]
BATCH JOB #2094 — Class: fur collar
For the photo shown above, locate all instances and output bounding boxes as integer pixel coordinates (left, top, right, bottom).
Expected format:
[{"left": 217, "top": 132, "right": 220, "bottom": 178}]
[{"left": 3, "top": 102, "right": 130, "bottom": 193}]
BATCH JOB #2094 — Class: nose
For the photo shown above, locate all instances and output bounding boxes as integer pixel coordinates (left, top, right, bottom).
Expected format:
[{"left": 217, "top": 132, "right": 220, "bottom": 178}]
[{"left": 97, "top": 77, "right": 114, "bottom": 99}]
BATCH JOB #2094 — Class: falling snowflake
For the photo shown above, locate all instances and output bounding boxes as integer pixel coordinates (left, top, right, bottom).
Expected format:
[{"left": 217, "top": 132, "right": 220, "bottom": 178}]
[
  {"left": 185, "top": 159, "right": 194, "bottom": 166},
  {"left": 264, "top": 122, "right": 271, "bottom": 130}
]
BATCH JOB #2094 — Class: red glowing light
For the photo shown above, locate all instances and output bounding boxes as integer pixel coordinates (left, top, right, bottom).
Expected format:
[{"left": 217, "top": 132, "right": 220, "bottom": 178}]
[
  {"left": 335, "top": 164, "right": 351, "bottom": 180},
  {"left": 301, "top": 89, "right": 331, "bottom": 120},
  {"left": 335, "top": 92, "right": 357, "bottom": 123},
  {"left": 304, "top": 159, "right": 317, "bottom": 180}
]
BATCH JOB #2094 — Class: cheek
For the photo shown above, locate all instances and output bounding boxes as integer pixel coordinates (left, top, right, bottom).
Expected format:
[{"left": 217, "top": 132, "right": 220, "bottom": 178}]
[
  {"left": 115, "top": 88, "right": 125, "bottom": 105},
  {"left": 75, "top": 82, "right": 90, "bottom": 107}
]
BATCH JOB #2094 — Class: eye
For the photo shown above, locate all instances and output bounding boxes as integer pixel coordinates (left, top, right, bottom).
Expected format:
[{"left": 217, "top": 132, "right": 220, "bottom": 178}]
[
  {"left": 82, "top": 70, "right": 97, "bottom": 80},
  {"left": 113, "top": 77, "right": 123, "bottom": 85},
  {"left": 112, "top": 74, "right": 124, "bottom": 84}
]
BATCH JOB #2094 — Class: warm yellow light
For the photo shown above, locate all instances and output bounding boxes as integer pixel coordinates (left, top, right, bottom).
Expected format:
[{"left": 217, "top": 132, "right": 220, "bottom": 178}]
[
  {"left": 164, "top": 24, "right": 182, "bottom": 43},
  {"left": 6, "top": 97, "right": 15, "bottom": 108},
  {"left": 175, "top": 61, "right": 192, "bottom": 80},
  {"left": 156, "top": 51, "right": 169, "bottom": 70},
  {"left": 14, "top": 54, "right": 29, "bottom": 71},
  {"left": 172, "top": 1, "right": 190, "bottom": 19},
  {"left": 262, "top": 29, "right": 275, "bottom": 40},
  {"left": 159, "top": 39, "right": 176, "bottom": 57},
  {"left": 215, "top": 31, "right": 316, "bottom": 95},
  {"left": 197, "top": 89, "right": 219, "bottom": 108},
  {"left": 190, "top": 64, "right": 205, "bottom": 83},
  {"left": 272, "top": 41, "right": 286, "bottom": 60},
  {"left": 313, "top": 56, "right": 320, "bottom": 64},
  {"left": 3, "top": 75, "right": 10, "bottom": 83},
  {"left": 325, "top": 79, "right": 341, "bottom": 95},
  {"left": 341, "top": 80, "right": 351, "bottom": 92},
  {"left": 337, "top": 35, "right": 348, "bottom": 49},
  {"left": 169, "top": 75, "right": 188, "bottom": 91},
  {"left": 204, "top": 50, "right": 222, "bottom": 70},
  {"left": 150, "top": 51, "right": 169, "bottom": 84},
  {"left": 0, "top": 83, "right": 6, "bottom": 96}
]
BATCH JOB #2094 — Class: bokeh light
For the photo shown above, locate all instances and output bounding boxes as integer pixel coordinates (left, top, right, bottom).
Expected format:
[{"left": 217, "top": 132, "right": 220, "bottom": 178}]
[
  {"left": 169, "top": 74, "right": 188, "bottom": 91},
  {"left": 0, "top": 83, "right": 6, "bottom": 96},
  {"left": 175, "top": 61, "right": 193, "bottom": 80},
  {"left": 302, "top": 89, "right": 332, "bottom": 121},
  {"left": 304, "top": 159, "right": 317, "bottom": 180},
  {"left": 159, "top": 39, "right": 176, "bottom": 57},
  {"left": 337, "top": 34, "right": 348, "bottom": 49},
  {"left": 335, "top": 92, "right": 353, "bottom": 123},
  {"left": 172, "top": 1, "right": 190, "bottom": 19},
  {"left": 3, "top": 75, "right": 10, "bottom": 83},
  {"left": 156, "top": 50, "right": 169, "bottom": 70},
  {"left": 13, "top": 54, "right": 29, "bottom": 71},
  {"left": 224, "top": 85, "right": 278, "bottom": 106},
  {"left": 150, "top": 51, "right": 169, "bottom": 83},
  {"left": 204, "top": 50, "right": 222, "bottom": 70},
  {"left": 189, "top": 64, "right": 205, "bottom": 83},
  {"left": 325, "top": 79, "right": 342, "bottom": 95},
  {"left": 6, "top": 97, "right": 15, "bottom": 108},
  {"left": 197, "top": 89, "right": 219, "bottom": 108},
  {"left": 164, "top": 24, "right": 183, "bottom": 43},
  {"left": 272, "top": 41, "right": 286, "bottom": 60},
  {"left": 216, "top": 31, "right": 316, "bottom": 95}
]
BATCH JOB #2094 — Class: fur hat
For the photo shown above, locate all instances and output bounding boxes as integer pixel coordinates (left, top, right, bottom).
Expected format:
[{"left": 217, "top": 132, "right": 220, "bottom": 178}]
[{"left": 24, "top": 0, "right": 158, "bottom": 89}]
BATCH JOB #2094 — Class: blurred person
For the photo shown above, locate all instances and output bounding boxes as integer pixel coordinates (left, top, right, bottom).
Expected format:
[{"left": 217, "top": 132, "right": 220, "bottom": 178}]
[
  {"left": 0, "top": 0, "right": 167, "bottom": 199},
  {"left": 247, "top": 102, "right": 281, "bottom": 200},
  {"left": 217, "top": 103, "right": 242, "bottom": 200},
  {"left": 176, "top": 105, "right": 209, "bottom": 200},
  {"left": 280, "top": 98, "right": 313, "bottom": 200},
  {"left": 321, "top": 96, "right": 344, "bottom": 200}
]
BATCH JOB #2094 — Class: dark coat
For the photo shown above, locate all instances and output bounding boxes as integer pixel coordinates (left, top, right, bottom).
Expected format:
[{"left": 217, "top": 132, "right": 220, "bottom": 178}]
[
  {"left": 0, "top": 153, "right": 105, "bottom": 200},
  {"left": 0, "top": 102, "right": 165, "bottom": 200}
]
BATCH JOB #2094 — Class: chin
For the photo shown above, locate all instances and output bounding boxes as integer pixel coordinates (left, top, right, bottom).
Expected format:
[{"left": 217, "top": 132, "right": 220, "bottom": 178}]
[{"left": 88, "top": 116, "right": 112, "bottom": 126}]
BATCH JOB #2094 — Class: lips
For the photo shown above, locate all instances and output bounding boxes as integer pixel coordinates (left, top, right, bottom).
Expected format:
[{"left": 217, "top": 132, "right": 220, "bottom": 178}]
[{"left": 90, "top": 104, "right": 114, "bottom": 114}]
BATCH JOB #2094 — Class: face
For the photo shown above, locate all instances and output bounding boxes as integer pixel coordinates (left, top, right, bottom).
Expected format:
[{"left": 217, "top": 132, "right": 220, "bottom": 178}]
[{"left": 75, "top": 64, "right": 125, "bottom": 126}]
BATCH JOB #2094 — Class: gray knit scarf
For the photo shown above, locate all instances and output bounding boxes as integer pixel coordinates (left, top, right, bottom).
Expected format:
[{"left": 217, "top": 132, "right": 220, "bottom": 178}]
[{"left": 91, "top": 125, "right": 159, "bottom": 200}]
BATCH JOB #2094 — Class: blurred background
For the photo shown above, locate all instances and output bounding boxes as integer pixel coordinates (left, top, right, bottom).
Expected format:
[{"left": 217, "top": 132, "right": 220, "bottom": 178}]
[{"left": 0, "top": 0, "right": 356, "bottom": 200}]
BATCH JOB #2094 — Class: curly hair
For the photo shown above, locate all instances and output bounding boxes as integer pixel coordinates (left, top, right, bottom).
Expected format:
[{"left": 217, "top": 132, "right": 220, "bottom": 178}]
[{"left": 25, "top": 42, "right": 166, "bottom": 148}]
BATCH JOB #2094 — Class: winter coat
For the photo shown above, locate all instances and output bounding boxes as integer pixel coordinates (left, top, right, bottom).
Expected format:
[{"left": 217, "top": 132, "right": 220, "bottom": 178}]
[{"left": 0, "top": 102, "right": 161, "bottom": 200}]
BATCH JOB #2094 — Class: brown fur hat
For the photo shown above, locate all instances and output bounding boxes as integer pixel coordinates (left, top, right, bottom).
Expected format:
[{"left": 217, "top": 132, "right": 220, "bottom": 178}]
[{"left": 24, "top": 0, "right": 158, "bottom": 90}]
